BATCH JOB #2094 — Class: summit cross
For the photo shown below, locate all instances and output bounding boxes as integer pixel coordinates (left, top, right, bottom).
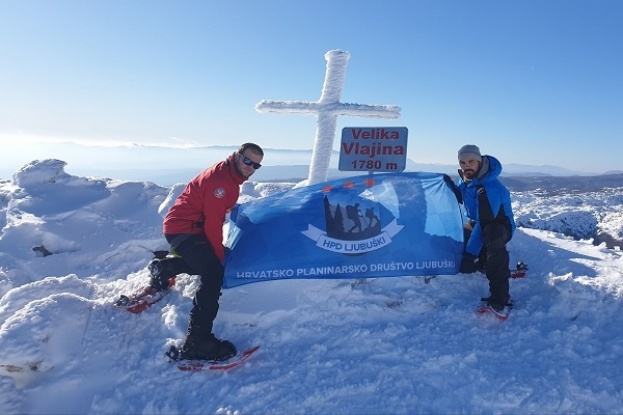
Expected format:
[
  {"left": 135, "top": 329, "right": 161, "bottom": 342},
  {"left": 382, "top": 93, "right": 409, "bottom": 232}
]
[{"left": 256, "top": 50, "right": 402, "bottom": 185}]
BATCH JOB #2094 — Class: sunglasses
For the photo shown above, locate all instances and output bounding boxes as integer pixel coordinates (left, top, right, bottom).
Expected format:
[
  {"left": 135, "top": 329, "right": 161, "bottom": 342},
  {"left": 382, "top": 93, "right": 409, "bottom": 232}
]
[{"left": 238, "top": 153, "right": 262, "bottom": 169}]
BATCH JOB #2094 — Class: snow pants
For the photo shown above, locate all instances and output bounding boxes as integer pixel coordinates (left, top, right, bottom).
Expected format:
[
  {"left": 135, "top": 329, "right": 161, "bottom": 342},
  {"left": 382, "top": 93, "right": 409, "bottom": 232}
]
[
  {"left": 164, "top": 233, "right": 224, "bottom": 337},
  {"left": 465, "top": 223, "right": 512, "bottom": 304}
]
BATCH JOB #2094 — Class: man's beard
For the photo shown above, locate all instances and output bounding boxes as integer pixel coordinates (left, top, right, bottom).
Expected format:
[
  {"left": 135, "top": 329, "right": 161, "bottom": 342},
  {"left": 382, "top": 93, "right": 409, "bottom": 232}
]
[
  {"left": 462, "top": 169, "right": 476, "bottom": 180},
  {"left": 235, "top": 163, "right": 254, "bottom": 179}
]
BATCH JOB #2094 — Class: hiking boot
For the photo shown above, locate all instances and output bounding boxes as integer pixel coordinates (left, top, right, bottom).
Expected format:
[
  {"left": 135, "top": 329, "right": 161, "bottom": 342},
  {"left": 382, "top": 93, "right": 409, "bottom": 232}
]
[
  {"left": 180, "top": 333, "right": 237, "bottom": 361},
  {"left": 148, "top": 258, "right": 175, "bottom": 292},
  {"left": 488, "top": 301, "right": 506, "bottom": 312},
  {"left": 480, "top": 295, "right": 513, "bottom": 308}
]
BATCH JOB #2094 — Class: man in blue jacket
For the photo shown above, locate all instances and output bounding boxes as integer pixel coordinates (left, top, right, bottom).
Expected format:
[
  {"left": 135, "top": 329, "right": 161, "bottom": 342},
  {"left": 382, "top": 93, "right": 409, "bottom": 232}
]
[{"left": 456, "top": 144, "right": 516, "bottom": 311}]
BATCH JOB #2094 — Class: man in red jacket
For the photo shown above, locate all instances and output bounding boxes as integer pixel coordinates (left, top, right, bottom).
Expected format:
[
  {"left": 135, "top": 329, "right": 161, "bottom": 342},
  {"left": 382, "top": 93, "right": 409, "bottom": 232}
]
[{"left": 149, "top": 142, "right": 264, "bottom": 361}]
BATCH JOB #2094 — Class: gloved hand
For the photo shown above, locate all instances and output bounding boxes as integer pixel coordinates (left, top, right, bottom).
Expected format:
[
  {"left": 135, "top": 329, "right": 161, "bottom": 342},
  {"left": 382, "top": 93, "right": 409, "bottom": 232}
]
[{"left": 460, "top": 253, "right": 480, "bottom": 274}]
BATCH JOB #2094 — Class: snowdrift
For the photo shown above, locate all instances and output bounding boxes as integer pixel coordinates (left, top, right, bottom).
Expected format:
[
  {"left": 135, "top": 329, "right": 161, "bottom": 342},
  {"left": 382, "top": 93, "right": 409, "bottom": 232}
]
[{"left": 0, "top": 160, "right": 622, "bottom": 414}]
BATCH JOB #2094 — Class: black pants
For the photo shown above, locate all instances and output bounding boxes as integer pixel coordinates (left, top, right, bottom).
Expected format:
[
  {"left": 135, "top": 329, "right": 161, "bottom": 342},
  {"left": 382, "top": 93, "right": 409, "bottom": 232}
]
[
  {"left": 465, "top": 223, "right": 511, "bottom": 303},
  {"left": 165, "top": 233, "right": 224, "bottom": 337}
]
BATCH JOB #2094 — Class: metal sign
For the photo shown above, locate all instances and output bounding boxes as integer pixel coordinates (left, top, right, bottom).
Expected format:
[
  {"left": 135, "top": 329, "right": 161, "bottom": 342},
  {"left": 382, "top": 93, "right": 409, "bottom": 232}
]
[{"left": 338, "top": 127, "right": 408, "bottom": 173}]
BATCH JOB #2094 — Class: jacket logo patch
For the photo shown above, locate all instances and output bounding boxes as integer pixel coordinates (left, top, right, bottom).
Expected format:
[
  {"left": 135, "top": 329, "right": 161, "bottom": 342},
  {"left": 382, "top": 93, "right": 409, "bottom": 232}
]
[{"left": 214, "top": 188, "right": 226, "bottom": 199}]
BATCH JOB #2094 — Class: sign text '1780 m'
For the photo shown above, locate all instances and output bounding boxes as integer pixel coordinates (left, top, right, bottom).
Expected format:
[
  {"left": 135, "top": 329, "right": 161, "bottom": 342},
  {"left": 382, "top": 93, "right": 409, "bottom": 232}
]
[{"left": 349, "top": 159, "right": 400, "bottom": 170}]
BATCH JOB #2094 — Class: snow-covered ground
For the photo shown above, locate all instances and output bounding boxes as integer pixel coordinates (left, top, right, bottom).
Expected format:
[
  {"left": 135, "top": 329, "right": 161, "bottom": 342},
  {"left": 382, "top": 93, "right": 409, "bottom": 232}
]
[{"left": 1, "top": 159, "right": 622, "bottom": 414}]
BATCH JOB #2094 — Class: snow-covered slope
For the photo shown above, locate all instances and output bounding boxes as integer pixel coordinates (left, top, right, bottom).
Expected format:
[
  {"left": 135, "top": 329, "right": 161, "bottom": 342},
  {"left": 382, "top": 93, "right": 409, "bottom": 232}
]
[{"left": 0, "top": 160, "right": 622, "bottom": 414}]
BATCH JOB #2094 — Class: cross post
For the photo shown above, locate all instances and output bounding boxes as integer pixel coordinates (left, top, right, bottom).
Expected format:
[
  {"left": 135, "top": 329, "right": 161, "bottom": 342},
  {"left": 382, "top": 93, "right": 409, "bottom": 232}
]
[{"left": 256, "top": 50, "right": 402, "bottom": 185}]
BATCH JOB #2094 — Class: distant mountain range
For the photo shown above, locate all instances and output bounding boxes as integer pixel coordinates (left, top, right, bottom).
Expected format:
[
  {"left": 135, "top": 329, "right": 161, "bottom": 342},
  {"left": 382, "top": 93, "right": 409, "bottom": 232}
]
[{"left": 2, "top": 142, "right": 622, "bottom": 192}]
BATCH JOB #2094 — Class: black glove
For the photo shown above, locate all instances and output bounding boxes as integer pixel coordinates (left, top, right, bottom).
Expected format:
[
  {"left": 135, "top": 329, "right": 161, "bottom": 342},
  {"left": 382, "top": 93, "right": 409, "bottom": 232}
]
[
  {"left": 460, "top": 253, "right": 479, "bottom": 274},
  {"left": 443, "top": 174, "right": 462, "bottom": 204}
]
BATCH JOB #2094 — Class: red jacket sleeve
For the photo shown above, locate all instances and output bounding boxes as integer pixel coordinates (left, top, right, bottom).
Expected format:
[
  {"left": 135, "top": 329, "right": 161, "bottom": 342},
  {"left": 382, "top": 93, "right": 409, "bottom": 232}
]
[{"left": 163, "top": 157, "right": 243, "bottom": 262}]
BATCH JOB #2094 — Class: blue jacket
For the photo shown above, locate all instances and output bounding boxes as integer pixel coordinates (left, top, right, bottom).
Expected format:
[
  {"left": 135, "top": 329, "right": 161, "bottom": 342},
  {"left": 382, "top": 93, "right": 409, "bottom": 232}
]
[{"left": 457, "top": 155, "right": 516, "bottom": 256}]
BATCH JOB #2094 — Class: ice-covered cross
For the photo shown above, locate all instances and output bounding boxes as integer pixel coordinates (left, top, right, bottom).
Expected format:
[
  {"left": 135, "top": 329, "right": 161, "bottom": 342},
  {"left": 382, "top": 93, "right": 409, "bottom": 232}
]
[{"left": 256, "top": 50, "right": 402, "bottom": 185}]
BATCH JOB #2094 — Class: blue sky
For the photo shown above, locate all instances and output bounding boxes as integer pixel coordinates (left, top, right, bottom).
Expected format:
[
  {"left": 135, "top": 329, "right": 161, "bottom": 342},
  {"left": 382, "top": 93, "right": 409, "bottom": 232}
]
[{"left": 1, "top": 0, "right": 621, "bottom": 174}]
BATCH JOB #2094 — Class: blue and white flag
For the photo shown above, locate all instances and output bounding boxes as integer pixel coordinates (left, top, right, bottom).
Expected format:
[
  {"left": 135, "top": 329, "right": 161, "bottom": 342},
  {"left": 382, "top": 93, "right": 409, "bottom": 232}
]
[{"left": 223, "top": 172, "right": 463, "bottom": 287}]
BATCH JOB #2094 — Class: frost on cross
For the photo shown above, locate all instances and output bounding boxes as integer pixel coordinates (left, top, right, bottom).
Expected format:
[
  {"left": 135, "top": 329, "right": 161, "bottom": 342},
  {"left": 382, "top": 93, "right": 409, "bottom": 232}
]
[{"left": 256, "top": 50, "right": 402, "bottom": 185}]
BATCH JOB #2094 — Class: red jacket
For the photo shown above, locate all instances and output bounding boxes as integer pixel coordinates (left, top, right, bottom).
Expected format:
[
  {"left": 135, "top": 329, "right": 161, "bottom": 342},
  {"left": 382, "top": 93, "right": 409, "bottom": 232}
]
[{"left": 163, "top": 155, "right": 247, "bottom": 262}]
